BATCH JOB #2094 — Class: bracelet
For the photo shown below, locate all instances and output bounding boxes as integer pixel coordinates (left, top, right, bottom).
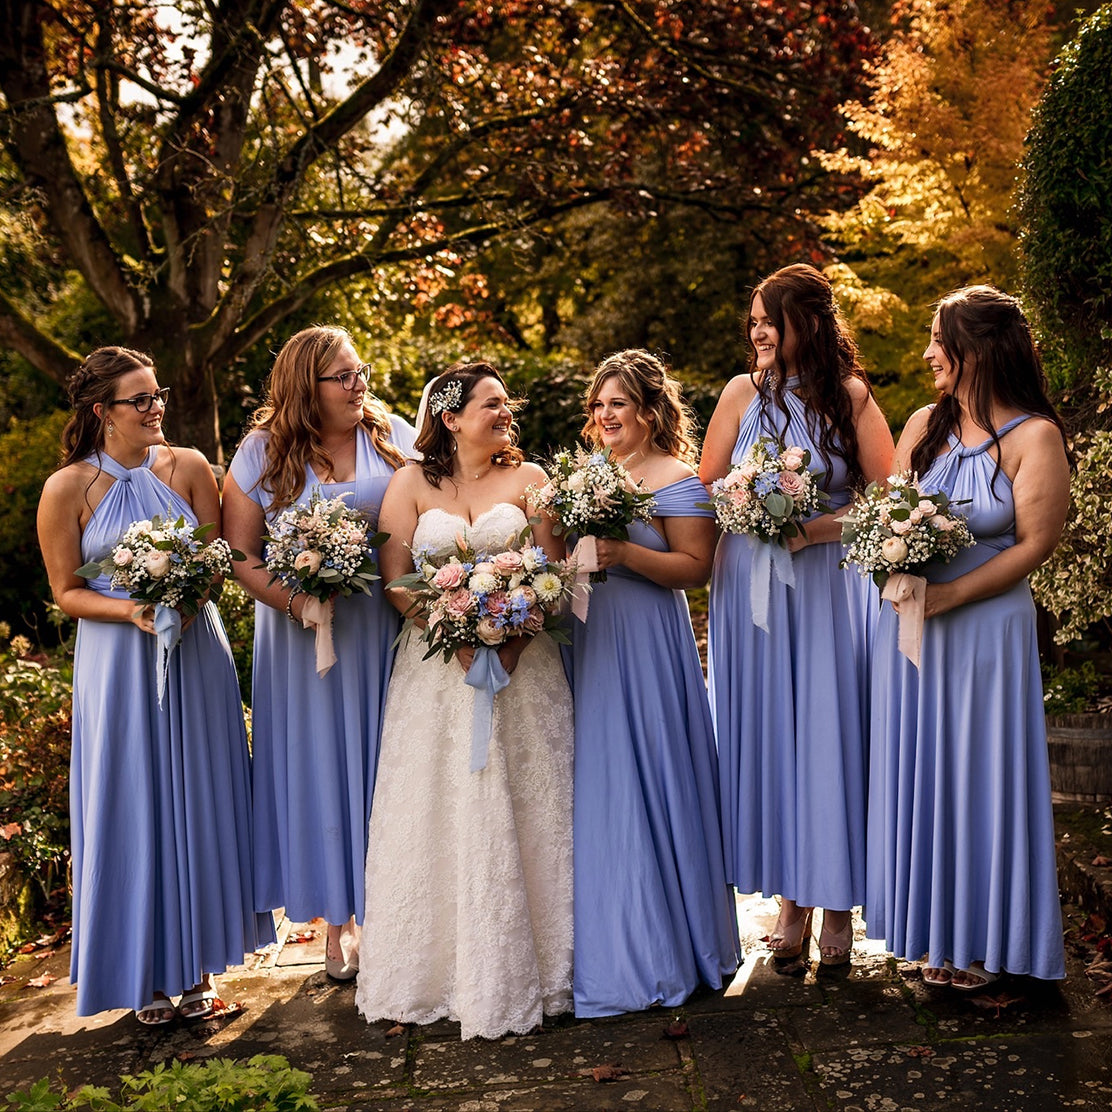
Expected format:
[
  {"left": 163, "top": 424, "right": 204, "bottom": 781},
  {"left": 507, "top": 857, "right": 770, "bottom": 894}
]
[{"left": 285, "top": 585, "right": 304, "bottom": 623}]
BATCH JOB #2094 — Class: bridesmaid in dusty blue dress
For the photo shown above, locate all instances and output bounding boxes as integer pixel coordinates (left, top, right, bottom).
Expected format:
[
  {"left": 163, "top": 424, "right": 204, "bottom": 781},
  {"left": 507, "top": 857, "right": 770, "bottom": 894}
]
[
  {"left": 701, "top": 265, "right": 893, "bottom": 967},
  {"left": 867, "top": 286, "right": 1070, "bottom": 989},
  {"left": 569, "top": 349, "right": 739, "bottom": 1017},
  {"left": 37, "top": 346, "right": 272, "bottom": 1023},
  {"left": 224, "top": 326, "right": 415, "bottom": 981}
]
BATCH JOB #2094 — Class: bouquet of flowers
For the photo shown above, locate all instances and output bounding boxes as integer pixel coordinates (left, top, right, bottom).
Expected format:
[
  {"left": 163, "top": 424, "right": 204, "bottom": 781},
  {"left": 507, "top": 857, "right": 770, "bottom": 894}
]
[
  {"left": 392, "top": 525, "right": 574, "bottom": 663},
  {"left": 261, "top": 489, "right": 385, "bottom": 600},
  {"left": 76, "top": 511, "right": 237, "bottom": 617},
  {"left": 705, "top": 436, "right": 828, "bottom": 544},
  {"left": 526, "top": 446, "right": 655, "bottom": 582},
  {"left": 262, "top": 489, "right": 387, "bottom": 676},
  {"left": 840, "top": 472, "right": 974, "bottom": 589},
  {"left": 77, "top": 510, "right": 240, "bottom": 704}
]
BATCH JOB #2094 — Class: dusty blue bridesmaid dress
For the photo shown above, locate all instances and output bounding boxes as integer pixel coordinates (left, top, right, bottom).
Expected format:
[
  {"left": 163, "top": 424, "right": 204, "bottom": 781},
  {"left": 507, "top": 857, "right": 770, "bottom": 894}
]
[
  {"left": 570, "top": 476, "right": 740, "bottom": 1017},
  {"left": 708, "top": 383, "right": 871, "bottom": 911},
  {"left": 228, "top": 419, "right": 414, "bottom": 926},
  {"left": 70, "top": 447, "right": 273, "bottom": 1015},
  {"left": 866, "top": 416, "right": 1066, "bottom": 980}
]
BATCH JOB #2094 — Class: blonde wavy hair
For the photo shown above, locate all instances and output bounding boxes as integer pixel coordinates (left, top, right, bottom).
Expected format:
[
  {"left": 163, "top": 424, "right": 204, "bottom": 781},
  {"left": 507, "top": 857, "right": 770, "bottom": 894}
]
[
  {"left": 246, "top": 326, "right": 407, "bottom": 510},
  {"left": 581, "top": 349, "right": 699, "bottom": 466}
]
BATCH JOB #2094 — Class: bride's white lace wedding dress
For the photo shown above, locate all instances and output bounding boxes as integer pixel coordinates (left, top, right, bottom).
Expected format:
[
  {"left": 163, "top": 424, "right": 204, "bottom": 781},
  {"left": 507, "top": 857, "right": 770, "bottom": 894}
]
[{"left": 355, "top": 503, "right": 574, "bottom": 1039}]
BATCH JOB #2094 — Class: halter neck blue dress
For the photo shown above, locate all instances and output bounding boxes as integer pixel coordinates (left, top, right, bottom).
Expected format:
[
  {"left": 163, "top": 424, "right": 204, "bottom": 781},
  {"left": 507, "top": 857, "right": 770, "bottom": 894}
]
[
  {"left": 569, "top": 476, "right": 739, "bottom": 1017},
  {"left": 866, "top": 416, "right": 1066, "bottom": 980},
  {"left": 70, "top": 446, "right": 273, "bottom": 1016},
  {"left": 708, "top": 381, "right": 872, "bottom": 911},
  {"left": 228, "top": 418, "right": 414, "bottom": 926}
]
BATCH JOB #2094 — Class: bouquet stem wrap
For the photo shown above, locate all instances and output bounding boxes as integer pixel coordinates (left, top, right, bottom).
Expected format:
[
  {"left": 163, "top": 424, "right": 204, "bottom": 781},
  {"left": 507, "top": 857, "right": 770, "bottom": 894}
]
[
  {"left": 153, "top": 604, "right": 182, "bottom": 708},
  {"left": 300, "top": 596, "right": 337, "bottom": 676},
  {"left": 570, "top": 536, "right": 598, "bottom": 622},
  {"left": 881, "top": 572, "right": 927, "bottom": 668},
  {"left": 749, "top": 536, "right": 795, "bottom": 632},
  {"left": 464, "top": 646, "right": 511, "bottom": 772}
]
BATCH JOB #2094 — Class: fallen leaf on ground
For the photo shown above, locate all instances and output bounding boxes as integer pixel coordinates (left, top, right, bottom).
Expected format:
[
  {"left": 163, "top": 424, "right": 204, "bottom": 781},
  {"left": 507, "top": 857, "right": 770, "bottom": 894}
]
[
  {"left": 25, "top": 974, "right": 56, "bottom": 988},
  {"left": 385, "top": 1023, "right": 405, "bottom": 1037},
  {"left": 663, "top": 1020, "right": 689, "bottom": 1039},
  {"left": 1092, "top": 855, "right": 1111, "bottom": 867},
  {"left": 286, "top": 930, "right": 317, "bottom": 944},
  {"left": 1096, "top": 980, "right": 1112, "bottom": 999},
  {"left": 1081, "top": 913, "right": 1107, "bottom": 937},
  {"left": 210, "top": 999, "right": 244, "bottom": 1018},
  {"left": 176, "top": 1051, "right": 197, "bottom": 1062},
  {"left": 967, "top": 991, "right": 1025, "bottom": 1017},
  {"left": 905, "top": 1046, "right": 935, "bottom": 1058},
  {"left": 590, "top": 1064, "right": 627, "bottom": 1083}
]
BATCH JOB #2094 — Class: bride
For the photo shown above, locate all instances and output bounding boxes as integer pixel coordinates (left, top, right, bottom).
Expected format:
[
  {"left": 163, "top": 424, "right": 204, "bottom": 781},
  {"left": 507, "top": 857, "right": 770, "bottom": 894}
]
[{"left": 355, "top": 362, "right": 574, "bottom": 1040}]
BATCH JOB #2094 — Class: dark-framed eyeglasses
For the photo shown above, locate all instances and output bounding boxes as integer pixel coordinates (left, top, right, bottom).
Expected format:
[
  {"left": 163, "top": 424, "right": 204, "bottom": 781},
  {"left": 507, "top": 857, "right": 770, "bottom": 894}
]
[
  {"left": 317, "top": 364, "right": 370, "bottom": 391},
  {"left": 106, "top": 387, "right": 170, "bottom": 413}
]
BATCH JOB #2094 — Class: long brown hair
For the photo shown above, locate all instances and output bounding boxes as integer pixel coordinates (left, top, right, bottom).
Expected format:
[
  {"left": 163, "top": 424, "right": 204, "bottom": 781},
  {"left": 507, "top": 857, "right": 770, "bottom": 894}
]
[
  {"left": 246, "top": 326, "right": 407, "bottom": 510},
  {"left": 747, "top": 263, "right": 873, "bottom": 491},
  {"left": 910, "top": 286, "right": 1068, "bottom": 485},
  {"left": 415, "top": 362, "right": 524, "bottom": 488},
  {"left": 581, "top": 349, "right": 699, "bottom": 466}
]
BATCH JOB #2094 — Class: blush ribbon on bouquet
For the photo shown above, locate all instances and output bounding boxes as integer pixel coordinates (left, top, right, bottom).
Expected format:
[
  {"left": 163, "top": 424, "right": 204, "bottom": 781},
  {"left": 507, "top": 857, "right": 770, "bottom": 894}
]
[
  {"left": 881, "top": 572, "right": 927, "bottom": 668},
  {"left": 465, "top": 646, "right": 511, "bottom": 772},
  {"left": 300, "top": 596, "right": 338, "bottom": 676},
  {"left": 153, "top": 603, "right": 183, "bottom": 708},
  {"left": 570, "top": 536, "right": 598, "bottom": 622},
  {"left": 749, "top": 536, "right": 796, "bottom": 632}
]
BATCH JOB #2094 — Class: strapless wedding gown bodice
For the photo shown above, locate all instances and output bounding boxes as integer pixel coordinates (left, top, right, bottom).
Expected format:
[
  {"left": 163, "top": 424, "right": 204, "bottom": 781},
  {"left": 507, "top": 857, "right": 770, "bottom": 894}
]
[
  {"left": 356, "top": 500, "right": 574, "bottom": 1039},
  {"left": 412, "top": 502, "right": 528, "bottom": 561}
]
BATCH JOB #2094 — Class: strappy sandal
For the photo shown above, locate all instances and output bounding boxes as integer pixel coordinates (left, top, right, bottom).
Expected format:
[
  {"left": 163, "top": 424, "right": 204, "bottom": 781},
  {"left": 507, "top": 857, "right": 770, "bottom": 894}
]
[
  {"left": 768, "top": 903, "right": 814, "bottom": 959},
  {"left": 818, "top": 911, "right": 854, "bottom": 967},
  {"left": 921, "top": 962, "right": 954, "bottom": 987},
  {"left": 179, "top": 978, "right": 218, "bottom": 1020},
  {"left": 950, "top": 962, "right": 1001, "bottom": 992},
  {"left": 136, "top": 994, "right": 176, "bottom": 1026}
]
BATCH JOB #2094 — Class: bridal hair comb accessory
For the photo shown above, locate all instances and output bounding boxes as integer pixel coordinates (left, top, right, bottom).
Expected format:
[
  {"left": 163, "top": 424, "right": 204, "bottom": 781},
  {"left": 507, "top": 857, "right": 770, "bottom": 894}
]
[{"left": 428, "top": 379, "right": 463, "bottom": 416}]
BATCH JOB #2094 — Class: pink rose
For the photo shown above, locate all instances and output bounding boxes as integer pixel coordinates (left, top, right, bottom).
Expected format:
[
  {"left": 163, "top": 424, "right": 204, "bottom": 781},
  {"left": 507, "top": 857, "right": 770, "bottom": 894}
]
[
  {"left": 523, "top": 605, "right": 545, "bottom": 634},
  {"left": 781, "top": 446, "right": 806, "bottom": 471},
  {"left": 483, "top": 590, "right": 510, "bottom": 617},
  {"left": 778, "top": 471, "right": 807, "bottom": 498},
  {"left": 444, "top": 588, "right": 476, "bottom": 620},
  {"left": 433, "top": 562, "right": 466, "bottom": 590},
  {"left": 931, "top": 514, "right": 957, "bottom": 532},
  {"left": 510, "top": 585, "right": 538, "bottom": 608},
  {"left": 113, "top": 547, "right": 134, "bottom": 567},
  {"left": 890, "top": 518, "right": 912, "bottom": 535},
  {"left": 476, "top": 617, "right": 504, "bottom": 645},
  {"left": 294, "top": 549, "right": 322, "bottom": 574},
  {"left": 493, "top": 550, "right": 524, "bottom": 575},
  {"left": 917, "top": 499, "right": 937, "bottom": 514}
]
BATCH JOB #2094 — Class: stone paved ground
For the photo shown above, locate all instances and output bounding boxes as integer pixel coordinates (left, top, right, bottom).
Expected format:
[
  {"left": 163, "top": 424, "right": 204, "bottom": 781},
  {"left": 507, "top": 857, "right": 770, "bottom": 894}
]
[{"left": 2, "top": 805, "right": 1110, "bottom": 1111}]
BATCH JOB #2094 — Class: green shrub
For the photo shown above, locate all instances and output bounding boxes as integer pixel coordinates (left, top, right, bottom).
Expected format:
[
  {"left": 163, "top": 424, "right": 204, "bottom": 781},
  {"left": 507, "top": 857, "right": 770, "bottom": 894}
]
[
  {"left": 216, "top": 581, "right": 255, "bottom": 706},
  {"left": 0, "top": 631, "right": 73, "bottom": 905},
  {"left": 0, "top": 411, "right": 67, "bottom": 632},
  {"left": 5, "top": 1054, "right": 318, "bottom": 1111},
  {"left": 1041, "top": 660, "right": 1109, "bottom": 717},
  {"left": 1017, "top": 4, "right": 1112, "bottom": 397}
]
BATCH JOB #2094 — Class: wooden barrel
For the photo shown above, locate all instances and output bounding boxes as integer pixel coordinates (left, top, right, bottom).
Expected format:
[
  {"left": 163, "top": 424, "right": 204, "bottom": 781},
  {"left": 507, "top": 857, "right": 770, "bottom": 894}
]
[{"left": 1045, "top": 714, "right": 1112, "bottom": 802}]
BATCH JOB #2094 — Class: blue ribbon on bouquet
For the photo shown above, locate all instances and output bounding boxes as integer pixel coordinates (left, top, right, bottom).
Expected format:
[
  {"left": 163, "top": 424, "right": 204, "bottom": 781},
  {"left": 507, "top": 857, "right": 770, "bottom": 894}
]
[
  {"left": 153, "top": 603, "right": 183, "bottom": 708},
  {"left": 464, "top": 645, "right": 511, "bottom": 772},
  {"left": 748, "top": 536, "right": 796, "bottom": 633}
]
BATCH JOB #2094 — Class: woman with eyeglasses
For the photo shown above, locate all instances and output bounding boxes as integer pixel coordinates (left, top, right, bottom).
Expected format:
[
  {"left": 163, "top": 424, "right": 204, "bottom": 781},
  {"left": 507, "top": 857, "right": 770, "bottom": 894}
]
[
  {"left": 223, "top": 326, "right": 416, "bottom": 981},
  {"left": 37, "top": 346, "right": 273, "bottom": 1024}
]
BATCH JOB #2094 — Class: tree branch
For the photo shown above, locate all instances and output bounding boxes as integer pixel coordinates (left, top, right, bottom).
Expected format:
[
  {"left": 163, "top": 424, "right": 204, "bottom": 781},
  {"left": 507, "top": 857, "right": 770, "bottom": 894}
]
[{"left": 0, "top": 290, "right": 82, "bottom": 386}]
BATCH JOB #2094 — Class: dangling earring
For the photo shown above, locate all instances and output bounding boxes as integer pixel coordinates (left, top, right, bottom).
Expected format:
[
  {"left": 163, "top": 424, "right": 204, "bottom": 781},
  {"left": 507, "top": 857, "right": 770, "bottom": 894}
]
[{"left": 107, "top": 421, "right": 115, "bottom": 437}]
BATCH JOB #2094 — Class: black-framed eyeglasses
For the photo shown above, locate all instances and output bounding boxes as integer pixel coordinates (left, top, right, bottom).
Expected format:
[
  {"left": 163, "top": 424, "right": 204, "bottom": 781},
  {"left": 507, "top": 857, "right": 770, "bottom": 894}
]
[
  {"left": 317, "top": 364, "right": 370, "bottom": 391},
  {"left": 106, "top": 387, "right": 170, "bottom": 413}
]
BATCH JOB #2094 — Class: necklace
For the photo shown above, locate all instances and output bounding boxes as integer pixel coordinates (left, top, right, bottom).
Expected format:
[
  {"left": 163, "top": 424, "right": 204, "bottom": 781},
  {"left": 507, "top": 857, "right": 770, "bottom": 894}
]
[{"left": 619, "top": 449, "right": 646, "bottom": 469}]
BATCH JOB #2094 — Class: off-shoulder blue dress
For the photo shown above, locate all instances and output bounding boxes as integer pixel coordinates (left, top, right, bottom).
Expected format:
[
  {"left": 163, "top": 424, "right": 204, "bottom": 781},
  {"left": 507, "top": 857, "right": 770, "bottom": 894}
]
[
  {"left": 569, "top": 476, "right": 740, "bottom": 1017},
  {"left": 228, "top": 418, "right": 414, "bottom": 925},
  {"left": 70, "top": 447, "right": 273, "bottom": 1015},
  {"left": 708, "top": 384, "right": 871, "bottom": 911},
  {"left": 866, "top": 416, "right": 1066, "bottom": 980}
]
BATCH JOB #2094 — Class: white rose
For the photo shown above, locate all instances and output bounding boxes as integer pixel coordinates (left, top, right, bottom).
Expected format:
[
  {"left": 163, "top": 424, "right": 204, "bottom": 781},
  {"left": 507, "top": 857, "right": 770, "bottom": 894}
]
[
  {"left": 113, "top": 547, "right": 134, "bottom": 567},
  {"left": 880, "top": 536, "right": 909, "bottom": 564},
  {"left": 143, "top": 549, "right": 172, "bottom": 578},
  {"left": 294, "top": 550, "right": 322, "bottom": 574}
]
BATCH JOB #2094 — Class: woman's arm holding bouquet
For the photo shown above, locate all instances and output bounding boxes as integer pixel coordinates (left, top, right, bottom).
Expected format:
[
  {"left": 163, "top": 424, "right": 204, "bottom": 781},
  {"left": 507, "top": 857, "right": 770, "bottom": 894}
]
[
  {"left": 37, "top": 469, "right": 156, "bottom": 631},
  {"left": 698, "top": 375, "right": 756, "bottom": 487},
  {"left": 787, "top": 380, "right": 894, "bottom": 553},
  {"left": 223, "top": 474, "right": 310, "bottom": 622},
  {"left": 594, "top": 514, "right": 715, "bottom": 590},
  {"left": 923, "top": 419, "right": 1069, "bottom": 619}
]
